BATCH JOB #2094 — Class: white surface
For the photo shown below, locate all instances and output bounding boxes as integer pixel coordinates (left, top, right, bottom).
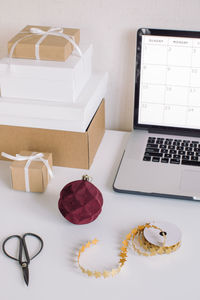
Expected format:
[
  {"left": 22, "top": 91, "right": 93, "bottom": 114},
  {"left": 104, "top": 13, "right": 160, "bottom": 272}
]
[
  {"left": 0, "top": 43, "right": 92, "bottom": 102},
  {"left": 0, "top": 72, "right": 108, "bottom": 132},
  {"left": 0, "top": 130, "right": 200, "bottom": 300},
  {"left": 1, "top": 0, "right": 200, "bottom": 130}
]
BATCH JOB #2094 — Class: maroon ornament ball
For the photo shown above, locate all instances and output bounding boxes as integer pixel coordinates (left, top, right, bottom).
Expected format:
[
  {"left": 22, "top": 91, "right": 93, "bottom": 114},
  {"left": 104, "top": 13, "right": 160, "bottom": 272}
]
[{"left": 58, "top": 175, "right": 103, "bottom": 225}]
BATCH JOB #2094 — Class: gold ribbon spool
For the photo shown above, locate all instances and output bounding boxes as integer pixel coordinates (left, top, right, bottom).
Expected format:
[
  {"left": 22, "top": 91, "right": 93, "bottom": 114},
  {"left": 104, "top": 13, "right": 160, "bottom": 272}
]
[{"left": 77, "top": 223, "right": 181, "bottom": 278}]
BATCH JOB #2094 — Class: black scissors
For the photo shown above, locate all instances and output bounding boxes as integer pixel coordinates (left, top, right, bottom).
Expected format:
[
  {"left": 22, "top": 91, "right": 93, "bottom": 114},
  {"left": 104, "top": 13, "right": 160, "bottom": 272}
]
[{"left": 2, "top": 233, "right": 43, "bottom": 286}]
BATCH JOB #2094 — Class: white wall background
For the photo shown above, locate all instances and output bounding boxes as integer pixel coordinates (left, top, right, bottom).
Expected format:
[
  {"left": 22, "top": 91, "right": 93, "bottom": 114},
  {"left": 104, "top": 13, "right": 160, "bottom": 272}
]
[{"left": 0, "top": 0, "right": 200, "bottom": 131}]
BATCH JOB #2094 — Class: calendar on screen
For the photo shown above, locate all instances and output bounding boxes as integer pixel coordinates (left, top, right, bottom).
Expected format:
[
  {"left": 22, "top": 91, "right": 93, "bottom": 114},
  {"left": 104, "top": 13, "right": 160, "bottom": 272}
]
[{"left": 138, "top": 35, "right": 200, "bottom": 129}]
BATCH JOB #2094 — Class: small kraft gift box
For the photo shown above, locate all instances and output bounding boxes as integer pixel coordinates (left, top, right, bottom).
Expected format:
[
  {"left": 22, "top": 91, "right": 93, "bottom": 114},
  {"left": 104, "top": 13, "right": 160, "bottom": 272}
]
[
  {"left": 8, "top": 25, "right": 80, "bottom": 61},
  {"left": 2, "top": 151, "right": 53, "bottom": 192}
]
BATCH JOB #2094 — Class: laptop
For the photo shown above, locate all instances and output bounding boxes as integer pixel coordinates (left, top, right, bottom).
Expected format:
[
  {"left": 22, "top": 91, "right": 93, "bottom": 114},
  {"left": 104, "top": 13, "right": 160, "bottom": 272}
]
[{"left": 113, "top": 28, "right": 200, "bottom": 200}]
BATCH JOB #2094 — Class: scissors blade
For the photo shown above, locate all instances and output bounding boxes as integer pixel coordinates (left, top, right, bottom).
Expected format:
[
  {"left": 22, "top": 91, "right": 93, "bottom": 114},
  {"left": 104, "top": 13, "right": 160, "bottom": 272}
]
[{"left": 22, "top": 263, "right": 29, "bottom": 286}]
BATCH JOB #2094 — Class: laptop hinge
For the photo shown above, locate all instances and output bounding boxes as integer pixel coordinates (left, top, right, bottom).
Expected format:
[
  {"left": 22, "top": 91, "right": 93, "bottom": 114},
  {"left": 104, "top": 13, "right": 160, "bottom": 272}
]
[{"left": 148, "top": 127, "right": 200, "bottom": 138}]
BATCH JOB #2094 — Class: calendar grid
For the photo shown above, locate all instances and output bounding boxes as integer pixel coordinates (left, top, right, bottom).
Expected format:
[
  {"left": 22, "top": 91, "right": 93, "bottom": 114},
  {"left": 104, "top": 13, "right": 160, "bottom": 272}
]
[
  {"left": 140, "top": 102, "right": 200, "bottom": 108},
  {"left": 185, "top": 40, "right": 194, "bottom": 127},
  {"left": 139, "top": 82, "right": 200, "bottom": 88},
  {"left": 161, "top": 37, "right": 169, "bottom": 126},
  {"left": 139, "top": 35, "right": 200, "bottom": 129},
  {"left": 141, "top": 63, "right": 200, "bottom": 68}
]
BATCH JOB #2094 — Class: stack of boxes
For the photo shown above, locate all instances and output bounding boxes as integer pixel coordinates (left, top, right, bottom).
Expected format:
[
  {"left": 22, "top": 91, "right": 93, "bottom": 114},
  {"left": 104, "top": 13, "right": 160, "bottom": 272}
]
[{"left": 0, "top": 25, "right": 108, "bottom": 169}]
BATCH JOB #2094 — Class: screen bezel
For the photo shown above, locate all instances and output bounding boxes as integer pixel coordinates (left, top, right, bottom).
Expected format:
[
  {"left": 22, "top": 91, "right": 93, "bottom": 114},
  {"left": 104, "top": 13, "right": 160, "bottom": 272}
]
[{"left": 134, "top": 28, "right": 200, "bottom": 136}]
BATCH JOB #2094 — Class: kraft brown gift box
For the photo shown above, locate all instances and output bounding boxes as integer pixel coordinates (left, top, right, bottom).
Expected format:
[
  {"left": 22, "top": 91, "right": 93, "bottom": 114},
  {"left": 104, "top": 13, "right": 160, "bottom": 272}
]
[
  {"left": 10, "top": 151, "right": 53, "bottom": 192},
  {"left": 8, "top": 25, "right": 80, "bottom": 61},
  {"left": 0, "top": 100, "right": 105, "bottom": 169}
]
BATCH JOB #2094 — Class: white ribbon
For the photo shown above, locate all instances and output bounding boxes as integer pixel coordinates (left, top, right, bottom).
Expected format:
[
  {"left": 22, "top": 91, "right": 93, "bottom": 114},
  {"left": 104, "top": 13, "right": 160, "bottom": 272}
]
[
  {"left": 9, "top": 26, "right": 82, "bottom": 60},
  {"left": 1, "top": 152, "right": 53, "bottom": 192}
]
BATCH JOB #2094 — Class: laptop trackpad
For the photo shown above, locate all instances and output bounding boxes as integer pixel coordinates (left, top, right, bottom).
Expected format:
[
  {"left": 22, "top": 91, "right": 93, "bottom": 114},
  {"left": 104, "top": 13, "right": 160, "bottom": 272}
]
[{"left": 180, "top": 170, "right": 200, "bottom": 193}]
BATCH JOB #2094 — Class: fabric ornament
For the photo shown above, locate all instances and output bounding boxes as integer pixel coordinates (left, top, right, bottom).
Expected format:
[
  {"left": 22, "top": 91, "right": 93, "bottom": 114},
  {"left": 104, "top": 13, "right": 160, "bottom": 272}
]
[{"left": 58, "top": 175, "right": 103, "bottom": 225}]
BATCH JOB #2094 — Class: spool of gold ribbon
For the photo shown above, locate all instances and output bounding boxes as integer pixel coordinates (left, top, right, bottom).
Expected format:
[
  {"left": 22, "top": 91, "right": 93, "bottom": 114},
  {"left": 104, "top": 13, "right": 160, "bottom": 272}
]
[{"left": 77, "top": 222, "right": 181, "bottom": 278}]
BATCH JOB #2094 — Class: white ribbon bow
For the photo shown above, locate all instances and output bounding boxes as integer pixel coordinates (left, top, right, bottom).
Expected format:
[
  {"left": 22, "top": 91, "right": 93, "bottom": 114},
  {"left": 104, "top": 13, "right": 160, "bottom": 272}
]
[
  {"left": 1, "top": 152, "right": 53, "bottom": 192},
  {"left": 9, "top": 26, "right": 82, "bottom": 60}
]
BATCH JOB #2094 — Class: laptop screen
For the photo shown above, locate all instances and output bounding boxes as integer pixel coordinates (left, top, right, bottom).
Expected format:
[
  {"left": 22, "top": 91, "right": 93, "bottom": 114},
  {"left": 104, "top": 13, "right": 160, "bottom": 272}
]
[{"left": 134, "top": 28, "right": 200, "bottom": 134}]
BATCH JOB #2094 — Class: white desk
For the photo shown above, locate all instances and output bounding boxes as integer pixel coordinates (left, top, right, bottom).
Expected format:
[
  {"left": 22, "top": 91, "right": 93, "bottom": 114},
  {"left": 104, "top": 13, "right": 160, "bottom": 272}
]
[{"left": 0, "top": 130, "right": 199, "bottom": 300}]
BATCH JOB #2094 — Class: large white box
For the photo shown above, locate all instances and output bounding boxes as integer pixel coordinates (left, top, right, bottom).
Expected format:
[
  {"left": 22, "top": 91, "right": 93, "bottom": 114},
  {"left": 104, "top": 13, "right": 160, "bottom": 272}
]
[
  {"left": 0, "top": 43, "right": 92, "bottom": 103},
  {"left": 0, "top": 72, "right": 108, "bottom": 132}
]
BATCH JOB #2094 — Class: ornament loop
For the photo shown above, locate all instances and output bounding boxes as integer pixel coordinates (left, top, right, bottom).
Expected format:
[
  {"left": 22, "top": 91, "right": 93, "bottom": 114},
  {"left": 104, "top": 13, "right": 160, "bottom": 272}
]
[{"left": 82, "top": 175, "right": 92, "bottom": 182}]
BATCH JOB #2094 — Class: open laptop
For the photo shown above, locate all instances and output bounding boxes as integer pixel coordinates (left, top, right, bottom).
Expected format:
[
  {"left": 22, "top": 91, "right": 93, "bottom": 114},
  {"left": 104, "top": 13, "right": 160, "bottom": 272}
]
[{"left": 113, "top": 28, "right": 200, "bottom": 200}]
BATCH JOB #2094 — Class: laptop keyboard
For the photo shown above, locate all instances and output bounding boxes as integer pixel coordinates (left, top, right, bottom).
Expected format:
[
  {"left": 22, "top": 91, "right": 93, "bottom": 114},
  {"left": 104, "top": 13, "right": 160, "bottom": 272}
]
[{"left": 143, "top": 137, "right": 200, "bottom": 166}]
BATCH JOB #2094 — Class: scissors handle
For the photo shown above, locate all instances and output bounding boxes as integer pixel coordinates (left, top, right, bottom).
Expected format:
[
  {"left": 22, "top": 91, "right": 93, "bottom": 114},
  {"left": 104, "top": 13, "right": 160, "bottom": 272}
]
[
  {"left": 2, "top": 233, "right": 44, "bottom": 263},
  {"left": 22, "top": 233, "right": 43, "bottom": 261},
  {"left": 2, "top": 235, "right": 21, "bottom": 261}
]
